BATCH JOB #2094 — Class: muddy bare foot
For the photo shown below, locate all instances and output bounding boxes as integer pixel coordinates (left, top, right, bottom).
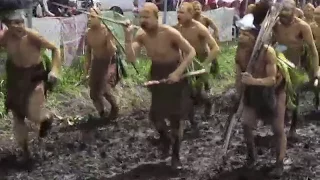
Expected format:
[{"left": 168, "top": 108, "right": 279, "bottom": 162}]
[
  {"left": 160, "top": 136, "right": 171, "bottom": 160},
  {"left": 171, "top": 157, "right": 182, "bottom": 170},
  {"left": 108, "top": 106, "right": 119, "bottom": 121},
  {"left": 288, "top": 131, "right": 300, "bottom": 143},
  {"left": 190, "top": 126, "right": 200, "bottom": 137},
  {"left": 39, "top": 119, "right": 53, "bottom": 138},
  {"left": 268, "top": 163, "right": 284, "bottom": 179}
]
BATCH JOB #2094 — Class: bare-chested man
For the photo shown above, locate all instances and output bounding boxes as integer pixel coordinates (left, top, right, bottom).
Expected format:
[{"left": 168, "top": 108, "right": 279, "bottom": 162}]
[
  {"left": 295, "top": 7, "right": 305, "bottom": 19},
  {"left": 123, "top": 3, "right": 196, "bottom": 169},
  {"left": 311, "top": 6, "right": 320, "bottom": 52},
  {"left": 174, "top": 2, "right": 220, "bottom": 126},
  {"left": 245, "top": 0, "right": 272, "bottom": 25},
  {"left": 0, "top": 10, "right": 61, "bottom": 161},
  {"left": 84, "top": 8, "right": 119, "bottom": 120},
  {"left": 236, "top": 27, "right": 287, "bottom": 178},
  {"left": 192, "top": 1, "right": 219, "bottom": 40},
  {"left": 246, "top": 0, "right": 303, "bottom": 20},
  {"left": 273, "top": 0, "right": 319, "bottom": 138},
  {"left": 303, "top": 3, "right": 315, "bottom": 24}
]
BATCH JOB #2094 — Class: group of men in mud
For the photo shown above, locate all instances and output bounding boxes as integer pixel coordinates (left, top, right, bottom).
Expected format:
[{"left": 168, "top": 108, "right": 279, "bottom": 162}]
[{"left": 1, "top": 0, "right": 320, "bottom": 178}]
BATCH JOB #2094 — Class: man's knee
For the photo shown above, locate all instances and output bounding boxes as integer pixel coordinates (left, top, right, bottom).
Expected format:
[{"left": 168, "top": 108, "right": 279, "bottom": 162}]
[
  {"left": 272, "top": 122, "right": 285, "bottom": 137},
  {"left": 149, "top": 111, "right": 167, "bottom": 131},
  {"left": 12, "top": 117, "right": 28, "bottom": 141},
  {"left": 89, "top": 89, "right": 100, "bottom": 101},
  {"left": 27, "top": 85, "right": 45, "bottom": 122},
  {"left": 169, "top": 115, "right": 183, "bottom": 138}
]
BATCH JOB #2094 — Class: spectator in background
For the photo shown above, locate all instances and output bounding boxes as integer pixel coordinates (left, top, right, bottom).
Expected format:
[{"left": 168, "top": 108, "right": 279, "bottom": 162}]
[
  {"left": 239, "top": 0, "right": 255, "bottom": 17},
  {"left": 207, "top": 0, "right": 217, "bottom": 10},
  {"left": 133, "top": 0, "right": 140, "bottom": 25},
  {"left": 47, "top": 0, "right": 71, "bottom": 17},
  {"left": 152, "top": 0, "right": 175, "bottom": 11},
  {"left": 33, "top": 0, "right": 55, "bottom": 17}
]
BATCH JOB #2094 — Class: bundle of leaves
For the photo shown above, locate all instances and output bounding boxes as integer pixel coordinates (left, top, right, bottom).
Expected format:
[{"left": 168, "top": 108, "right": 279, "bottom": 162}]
[
  {"left": 276, "top": 52, "right": 309, "bottom": 109},
  {"left": 187, "top": 57, "right": 220, "bottom": 89}
]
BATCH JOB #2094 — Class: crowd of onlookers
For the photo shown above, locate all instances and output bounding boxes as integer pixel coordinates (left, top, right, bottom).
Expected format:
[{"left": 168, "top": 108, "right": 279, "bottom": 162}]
[
  {"left": 32, "top": 0, "right": 95, "bottom": 17},
  {"left": 133, "top": 0, "right": 255, "bottom": 21}
]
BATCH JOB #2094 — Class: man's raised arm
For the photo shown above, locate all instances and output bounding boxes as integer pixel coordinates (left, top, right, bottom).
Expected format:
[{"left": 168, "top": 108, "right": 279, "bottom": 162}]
[{"left": 124, "top": 27, "right": 143, "bottom": 63}]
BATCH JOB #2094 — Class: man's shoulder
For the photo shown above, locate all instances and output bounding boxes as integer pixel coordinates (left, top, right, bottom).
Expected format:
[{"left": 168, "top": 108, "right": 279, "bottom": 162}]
[
  {"left": 193, "top": 20, "right": 207, "bottom": 30},
  {"left": 161, "top": 24, "right": 181, "bottom": 35},
  {"left": 296, "top": 17, "right": 311, "bottom": 29},
  {"left": 263, "top": 45, "right": 277, "bottom": 62}
]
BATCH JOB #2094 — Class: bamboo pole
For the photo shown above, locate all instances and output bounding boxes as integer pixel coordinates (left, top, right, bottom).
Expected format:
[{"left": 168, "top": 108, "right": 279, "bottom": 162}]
[{"left": 223, "top": 3, "right": 284, "bottom": 155}]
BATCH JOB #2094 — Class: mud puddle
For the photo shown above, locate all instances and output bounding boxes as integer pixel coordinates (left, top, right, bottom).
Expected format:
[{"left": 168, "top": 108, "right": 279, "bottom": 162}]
[{"left": 0, "top": 89, "right": 319, "bottom": 180}]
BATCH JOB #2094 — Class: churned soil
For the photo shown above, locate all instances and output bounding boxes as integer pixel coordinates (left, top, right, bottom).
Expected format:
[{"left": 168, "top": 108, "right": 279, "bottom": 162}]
[{"left": 0, "top": 88, "right": 319, "bottom": 180}]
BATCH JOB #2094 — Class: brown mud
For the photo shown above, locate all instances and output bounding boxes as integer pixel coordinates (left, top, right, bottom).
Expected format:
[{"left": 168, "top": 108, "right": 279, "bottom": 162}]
[{"left": 0, "top": 88, "right": 320, "bottom": 180}]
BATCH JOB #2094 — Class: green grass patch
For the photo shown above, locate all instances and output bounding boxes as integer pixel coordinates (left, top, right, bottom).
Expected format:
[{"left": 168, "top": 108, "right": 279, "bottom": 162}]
[{"left": 0, "top": 42, "right": 236, "bottom": 118}]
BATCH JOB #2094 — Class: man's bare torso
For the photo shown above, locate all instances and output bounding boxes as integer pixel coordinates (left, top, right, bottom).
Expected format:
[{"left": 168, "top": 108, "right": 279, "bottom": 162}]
[
  {"left": 236, "top": 45, "right": 282, "bottom": 90},
  {"left": 310, "top": 22, "right": 320, "bottom": 48},
  {"left": 86, "top": 26, "right": 116, "bottom": 59},
  {"left": 274, "top": 17, "right": 306, "bottom": 65},
  {"left": 195, "top": 15, "right": 209, "bottom": 28},
  {"left": 139, "top": 25, "right": 181, "bottom": 62},
  {"left": 2, "top": 29, "right": 42, "bottom": 68},
  {"left": 236, "top": 46, "right": 268, "bottom": 78},
  {"left": 176, "top": 21, "right": 207, "bottom": 57}
]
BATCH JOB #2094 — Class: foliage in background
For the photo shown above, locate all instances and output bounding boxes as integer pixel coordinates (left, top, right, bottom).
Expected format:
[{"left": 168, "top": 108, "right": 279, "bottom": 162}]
[{"left": 0, "top": 40, "right": 236, "bottom": 119}]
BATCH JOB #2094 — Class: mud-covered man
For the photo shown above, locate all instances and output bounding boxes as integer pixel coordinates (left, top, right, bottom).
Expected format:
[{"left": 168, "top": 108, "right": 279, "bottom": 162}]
[
  {"left": 0, "top": 10, "right": 61, "bottom": 161},
  {"left": 84, "top": 8, "right": 119, "bottom": 120},
  {"left": 244, "top": 0, "right": 272, "bottom": 25},
  {"left": 303, "top": 3, "right": 315, "bottom": 24},
  {"left": 273, "top": 0, "right": 319, "bottom": 137},
  {"left": 174, "top": 2, "right": 220, "bottom": 125},
  {"left": 245, "top": 0, "right": 303, "bottom": 21},
  {"left": 192, "top": 1, "right": 219, "bottom": 41},
  {"left": 123, "top": 3, "right": 196, "bottom": 169},
  {"left": 236, "top": 26, "right": 287, "bottom": 178},
  {"left": 311, "top": 6, "right": 320, "bottom": 53}
]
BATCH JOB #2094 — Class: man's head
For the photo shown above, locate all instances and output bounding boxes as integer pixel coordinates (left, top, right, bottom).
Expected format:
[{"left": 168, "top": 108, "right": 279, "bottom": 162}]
[
  {"left": 88, "top": 8, "right": 101, "bottom": 27},
  {"left": 177, "top": 2, "right": 194, "bottom": 24},
  {"left": 303, "top": 3, "right": 315, "bottom": 19},
  {"left": 279, "top": 0, "right": 296, "bottom": 25},
  {"left": 192, "top": 1, "right": 202, "bottom": 17},
  {"left": 139, "top": 3, "right": 159, "bottom": 31},
  {"left": 314, "top": 6, "right": 320, "bottom": 24},
  {"left": 238, "top": 29, "right": 258, "bottom": 46},
  {"left": 3, "top": 10, "right": 26, "bottom": 37}
]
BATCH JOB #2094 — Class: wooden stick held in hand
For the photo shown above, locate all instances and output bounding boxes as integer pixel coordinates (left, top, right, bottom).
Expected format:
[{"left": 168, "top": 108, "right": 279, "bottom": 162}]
[{"left": 143, "top": 69, "right": 206, "bottom": 86}]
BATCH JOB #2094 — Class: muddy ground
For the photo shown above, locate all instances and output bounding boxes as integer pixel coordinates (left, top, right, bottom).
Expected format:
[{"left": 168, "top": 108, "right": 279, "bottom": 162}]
[{"left": 0, "top": 87, "right": 320, "bottom": 180}]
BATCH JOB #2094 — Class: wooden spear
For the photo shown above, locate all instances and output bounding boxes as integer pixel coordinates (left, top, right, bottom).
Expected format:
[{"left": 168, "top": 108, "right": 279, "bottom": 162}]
[{"left": 222, "top": 3, "right": 284, "bottom": 155}]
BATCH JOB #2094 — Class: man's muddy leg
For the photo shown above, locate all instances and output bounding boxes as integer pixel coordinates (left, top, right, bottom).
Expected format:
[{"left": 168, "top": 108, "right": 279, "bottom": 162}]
[
  {"left": 104, "top": 85, "right": 119, "bottom": 120},
  {"left": 188, "top": 90, "right": 198, "bottom": 130},
  {"left": 313, "top": 88, "right": 319, "bottom": 110},
  {"left": 195, "top": 84, "right": 212, "bottom": 120},
  {"left": 27, "top": 83, "right": 53, "bottom": 138},
  {"left": 90, "top": 87, "right": 107, "bottom": 118},
  {"left": 204, "top": 81, "right": 212, "bottom": 118},
  {"left": 242, "top": 107, "right": 257, "bottom": 166},
  {"left": 270, "top": 91, "right": 287, "bottom": 178},
  {"left": 149, "top": 111, "right": 170, "bottom": 158},
  {"left": 169, "top": 114, "right": 184, "bottom": 169},
  {"left": 12, "top": 114, "right": 30, "bottom": 161},
  {"left": 284, "top": 108, "right": 290, "bottom": 126},
  {"left": 289, "top": 92, "right": 300, "bottom": 138}
]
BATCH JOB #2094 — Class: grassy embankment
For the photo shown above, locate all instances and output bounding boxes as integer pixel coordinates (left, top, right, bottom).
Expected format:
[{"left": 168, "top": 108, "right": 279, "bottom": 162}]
[{"left": 0, "top": 42, "right": 237, "bottom": 124}]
